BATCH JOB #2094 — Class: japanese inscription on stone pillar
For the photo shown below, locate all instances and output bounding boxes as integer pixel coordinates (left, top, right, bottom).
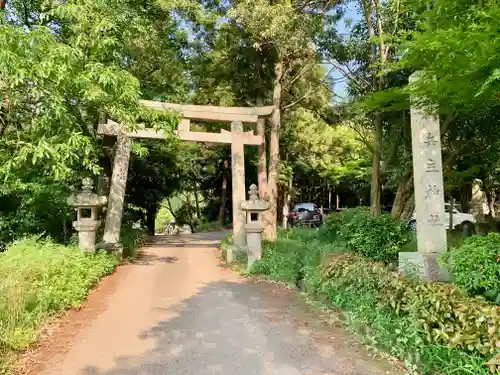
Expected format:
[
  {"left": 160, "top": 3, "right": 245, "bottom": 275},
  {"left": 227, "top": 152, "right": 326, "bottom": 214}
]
[{"left": 410, "top": 72, "right": 447, "bottom": 253}]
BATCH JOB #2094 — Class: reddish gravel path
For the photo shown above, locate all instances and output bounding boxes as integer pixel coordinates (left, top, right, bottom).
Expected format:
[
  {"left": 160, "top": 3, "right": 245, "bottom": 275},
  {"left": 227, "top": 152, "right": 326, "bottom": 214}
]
[{"left": 18, "top": 232, "right": 402, "bottom": 375}]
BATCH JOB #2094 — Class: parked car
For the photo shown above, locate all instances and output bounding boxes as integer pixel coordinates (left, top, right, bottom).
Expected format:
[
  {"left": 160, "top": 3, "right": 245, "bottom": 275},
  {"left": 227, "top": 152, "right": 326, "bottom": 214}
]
[
  {"left": 407, "top": 203, "right": 476, "bottom": 231},
  {"left": 289, "top": 203, "right": 323, "bottom": 227}
]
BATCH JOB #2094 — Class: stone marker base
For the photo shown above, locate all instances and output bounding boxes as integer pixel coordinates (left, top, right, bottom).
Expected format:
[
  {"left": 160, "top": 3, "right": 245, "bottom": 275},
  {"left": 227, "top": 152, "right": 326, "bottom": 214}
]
[
  {"left": 399, "top": 252, "right": 449, "bottom": 282},
  {"left": 226, "top": 244, "right": 237, "bottom": 264}
]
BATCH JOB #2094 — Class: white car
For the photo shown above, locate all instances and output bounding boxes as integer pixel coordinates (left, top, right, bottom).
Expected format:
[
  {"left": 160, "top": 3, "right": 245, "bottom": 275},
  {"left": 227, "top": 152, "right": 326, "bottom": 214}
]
[{"left": 408, "top": 203, "right": 476, "bottom": 231}]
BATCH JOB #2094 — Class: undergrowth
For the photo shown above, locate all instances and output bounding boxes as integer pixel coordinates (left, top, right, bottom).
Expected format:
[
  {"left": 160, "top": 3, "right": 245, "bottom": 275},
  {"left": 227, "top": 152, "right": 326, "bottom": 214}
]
[
  {"left": 0, "top": 237, "right": 118, "bottom": 373},
  {"left": 121, "top": 227, "right": 148, "bottom": 257}
]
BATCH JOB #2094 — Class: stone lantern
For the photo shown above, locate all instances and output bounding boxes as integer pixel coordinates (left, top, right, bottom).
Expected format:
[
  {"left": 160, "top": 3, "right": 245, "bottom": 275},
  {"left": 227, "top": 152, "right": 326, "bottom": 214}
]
[
  {"left": 240, "top": 184, "right": 270, "bottom": 270},
  {"left": 67, "top": 178, "right": 107, "bottom": 251}
]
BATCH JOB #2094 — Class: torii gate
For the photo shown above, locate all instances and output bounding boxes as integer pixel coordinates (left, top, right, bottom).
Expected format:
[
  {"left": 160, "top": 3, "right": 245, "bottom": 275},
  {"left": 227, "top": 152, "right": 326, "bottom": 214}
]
[{"left": 98, "top": 100, "right": 273, "bottom": 249}]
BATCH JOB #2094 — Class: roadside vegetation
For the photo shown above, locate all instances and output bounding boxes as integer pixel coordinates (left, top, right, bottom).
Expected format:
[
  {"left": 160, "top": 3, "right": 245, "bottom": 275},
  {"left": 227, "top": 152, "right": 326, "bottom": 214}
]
[
  {"left": 0, "top": 238, "right": 118, "bottom": 372},
  {"left": 244, "top": 210, "right": 500, "bottom": 375},
  {"left": 0, "top": 227, "right": 145, "bottom": 372}
]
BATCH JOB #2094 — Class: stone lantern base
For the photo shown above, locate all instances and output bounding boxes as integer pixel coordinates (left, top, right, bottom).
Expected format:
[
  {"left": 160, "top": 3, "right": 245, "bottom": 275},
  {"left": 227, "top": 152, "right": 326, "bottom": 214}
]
[
  {"left": 245, "top": 223, "right": 264, "bottom": 270},
  {"left": 73, "top": 219, "right": 100, "bottom": 252}
]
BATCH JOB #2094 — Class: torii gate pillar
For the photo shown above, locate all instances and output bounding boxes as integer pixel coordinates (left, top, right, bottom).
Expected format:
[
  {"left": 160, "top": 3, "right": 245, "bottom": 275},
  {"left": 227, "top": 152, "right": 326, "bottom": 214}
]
[{"left": 230, "top": 121, "right": 246, "bottom": 247}]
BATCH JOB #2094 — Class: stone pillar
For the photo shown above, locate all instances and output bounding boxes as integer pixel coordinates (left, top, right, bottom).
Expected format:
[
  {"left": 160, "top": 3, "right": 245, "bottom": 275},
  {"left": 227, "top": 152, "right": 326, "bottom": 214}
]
[
  {"left": 231, "top": 121, "right": 247, "bottom": 248},
  {"left": 103, "top": 133, "right": 133, "bottom": 246},
  {"left": 471, "top": 179, "right": 487, "bottom": 216},
  {"left": 399, "top": 72, "right": 448, "bottom": 281}
]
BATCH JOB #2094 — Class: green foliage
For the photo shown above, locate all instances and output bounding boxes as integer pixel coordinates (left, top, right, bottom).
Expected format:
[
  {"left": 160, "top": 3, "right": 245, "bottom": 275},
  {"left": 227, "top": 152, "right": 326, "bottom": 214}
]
[
  {"left": 253, "top": 227, "right": 498, "bottom": 374},
  {"left": 250, "top": 229, "right": 347, "bottom": 287},
  {"left": 322, "top": 253, "right": 500, "bottom": 369},
  {"left": 0, "top": 237, "right": 118, "bottom": 371},
  {"left": 0, "top": 181, "right": 73, "bottom": 246},
  {"left": 120, "top": 227, "right": 148, "bottom": 258},
  {"left": 442, "top": 233, "right": 500, "bottom": 303},
  {"left": 155, "top": 203, "right": 174, "bottom": 234},
  {"left": 1, "top": 0, "right": 182, "bottom": 242},
  {"left": 195, "top": 221, "right": 228, "bottom": 233},
  {"left": 325, "top": 208, "right": 413, "bottom": 262},
  {"left": 252, "top": 239, "right": 306, "bottom": 285}
]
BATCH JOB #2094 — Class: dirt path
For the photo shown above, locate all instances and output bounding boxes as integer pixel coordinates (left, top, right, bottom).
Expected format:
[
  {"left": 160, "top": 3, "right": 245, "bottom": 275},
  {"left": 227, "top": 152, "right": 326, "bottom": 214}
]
[{"left": 25, "top": 232, "right": 401, "bottom": 375}]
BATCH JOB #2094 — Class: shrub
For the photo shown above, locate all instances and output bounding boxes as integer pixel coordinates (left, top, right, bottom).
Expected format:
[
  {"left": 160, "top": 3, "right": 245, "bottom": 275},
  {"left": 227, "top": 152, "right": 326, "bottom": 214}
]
[
  {"left": 324, "top": 206, "right": 369, "bottom": 239},
  {"left": 442, "top": 233, "right": 500, "bottom": 302},
  {"left": 250, "top": 228, "right": 499, "bottom": 373},
  {"left": 121, "top": 227, "right": 148, "bottom": 257},
  {"left": 321, "top": 252, "right": 500, "bottom": 373},
  {"left": 0, "top": 237, "right": 118, "bottom": 370},
  {"left": 325, "top": 208, "right": 413, "bottom": 262}
]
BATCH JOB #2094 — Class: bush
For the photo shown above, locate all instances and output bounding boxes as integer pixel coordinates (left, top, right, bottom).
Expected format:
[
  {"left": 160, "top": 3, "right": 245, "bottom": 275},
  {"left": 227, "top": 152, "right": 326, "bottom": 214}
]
[
  {"left": 325, "top": 208, "right": 413, "bottom": 262},
  {"left": 321, "top": 252, "right": 499, "bottom": 373},
  {"left": 442, "top": 233, "right": 500, "bottom": 303},
  {"left": 121, "top": 227, "right": 148, "bottom": 257},
  {"left": 324, "top": 206, "right": 369, "bottom": 239},
  {"left": 0, "top": 237, "right": 118, "bottom": 370}
]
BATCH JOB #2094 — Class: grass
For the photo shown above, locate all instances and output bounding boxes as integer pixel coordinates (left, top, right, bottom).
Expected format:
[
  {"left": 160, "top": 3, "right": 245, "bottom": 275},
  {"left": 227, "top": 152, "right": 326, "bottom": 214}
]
[{"left": 0, "top": 237, "right": 119, "bottom": 373}]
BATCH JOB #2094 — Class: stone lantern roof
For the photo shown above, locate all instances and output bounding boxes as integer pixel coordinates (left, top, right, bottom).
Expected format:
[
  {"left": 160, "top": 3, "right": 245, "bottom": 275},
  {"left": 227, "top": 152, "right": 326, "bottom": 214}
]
[
  {"left": 240, "top": 184, "right": 270, "bottom": 212},
  {"left": 67, "top": 178, "right": 107, "bottom": 208}
]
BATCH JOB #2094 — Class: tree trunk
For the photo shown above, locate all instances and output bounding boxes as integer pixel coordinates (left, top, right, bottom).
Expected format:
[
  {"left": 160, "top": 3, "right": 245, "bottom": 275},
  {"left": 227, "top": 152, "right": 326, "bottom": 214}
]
[
  {"left": 484, "top": 180, "right": 496, "bottom": 217},
  {"left": 401, "top": 191, "right": 415, "bottom": 219},
  {"left": 449, "top": 196, "right": 454, "bottom": 229},
  {"left": 193, "top": 184, "right": 201, "bottom": 219},
  {"left": 0, "top": 0, "right": 7, "bottom": 10},
  {"left": 256, "top": 95, "right": 268, "bottom": 199},
  {"left": 146, "top": 206, "right": 156, "bottom": 236},
  {"left": 282, "top": 174, "right": 292, "bottom": 229},
  {"left": 327, "top": 183, "right": 332, "bottom": 209},
  {"left": 166, "top": 198, "right": 178, "bottom": 222},
  {"left": 460, "top": 184, "right": 472, "bottom": 213},
  {"left": 264, "top": 60, "right": 283, "bottom": 241},
  {"left": 391, "top": 171, "right": 413, "bottom": 219},
  {"left": 370, "top": 115, "right": 382, "bottom": 216},
  {"left": 363, "top": 0, "right": 387, "bottom": 218},
  {"left": 218, "top": 159, "right": 229, "bottom": 223}
]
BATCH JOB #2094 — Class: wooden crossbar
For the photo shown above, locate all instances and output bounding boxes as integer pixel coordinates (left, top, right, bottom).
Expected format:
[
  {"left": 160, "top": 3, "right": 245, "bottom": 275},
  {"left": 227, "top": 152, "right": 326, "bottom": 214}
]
[
  {"left": 98, "top": 120, "right": 262, "bottom": 145},
  {"left": 140, "top": 100, "right": 274, "bottom": 123}
]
